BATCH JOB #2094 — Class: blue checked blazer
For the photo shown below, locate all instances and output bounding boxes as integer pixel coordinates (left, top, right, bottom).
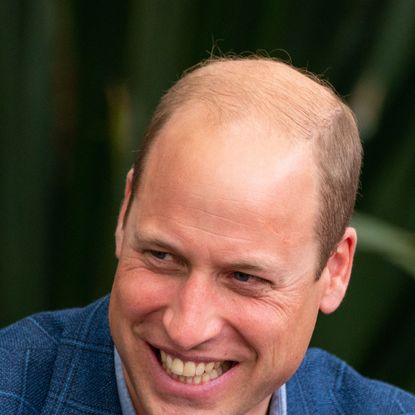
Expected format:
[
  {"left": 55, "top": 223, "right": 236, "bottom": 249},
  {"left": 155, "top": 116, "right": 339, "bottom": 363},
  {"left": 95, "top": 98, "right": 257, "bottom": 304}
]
[{"left": 1, "top": 296, "right": 415, "bottom": 414}]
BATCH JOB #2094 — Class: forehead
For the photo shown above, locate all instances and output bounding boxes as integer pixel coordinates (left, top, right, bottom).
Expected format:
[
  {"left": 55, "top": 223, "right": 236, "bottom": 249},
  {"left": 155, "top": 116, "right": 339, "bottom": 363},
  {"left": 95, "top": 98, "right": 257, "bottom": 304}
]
[
  {"left": 136, "top": 106, "right": 319, "bottom": 245},
  {"left": 143, "top": 106, "right": 317, "bottom": 197},
  {"left": 148, "top": 106, "right": 314, "bottom": 185}
]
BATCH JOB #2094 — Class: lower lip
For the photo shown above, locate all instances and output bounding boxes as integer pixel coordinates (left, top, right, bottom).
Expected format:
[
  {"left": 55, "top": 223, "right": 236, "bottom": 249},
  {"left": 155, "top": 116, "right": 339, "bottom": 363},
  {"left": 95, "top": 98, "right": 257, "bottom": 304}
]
[{"left": 145, "top": 343, "right": 237, "bottom": 399}]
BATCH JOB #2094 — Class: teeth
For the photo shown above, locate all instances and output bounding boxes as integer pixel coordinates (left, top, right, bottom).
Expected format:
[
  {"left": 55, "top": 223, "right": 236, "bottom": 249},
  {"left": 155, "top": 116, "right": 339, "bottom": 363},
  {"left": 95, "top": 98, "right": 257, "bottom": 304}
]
[
  {"left": 205, "top": 362, "right": 215, "bottom": 373},
  {"left": 183, "top": 361, "right": 196, "bottom": 376},
  {"left": 195, "top": 362, "right": 205, "bottom": 376},
  {"left": 159, "top": 350, "right": 231, "bottom": 384},
  {"left": 171, "top": 358, "right": 184, "bottom": 375},
  {"left": 210, "top": 369, "right": 219, "bottom": 380}
]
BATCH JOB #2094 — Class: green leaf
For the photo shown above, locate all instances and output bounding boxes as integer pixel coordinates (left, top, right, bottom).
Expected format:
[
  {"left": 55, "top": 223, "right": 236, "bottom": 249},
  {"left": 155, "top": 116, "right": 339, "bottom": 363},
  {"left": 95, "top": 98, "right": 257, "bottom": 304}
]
[{"left": 353, "top": 212, "right": 415, "bottom": 279}]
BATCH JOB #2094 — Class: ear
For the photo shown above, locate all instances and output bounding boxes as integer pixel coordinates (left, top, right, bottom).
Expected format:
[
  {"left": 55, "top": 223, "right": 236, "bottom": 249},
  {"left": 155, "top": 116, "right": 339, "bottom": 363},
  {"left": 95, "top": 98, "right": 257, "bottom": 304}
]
[
  {"left": 319, "top": 227, "right": 357, "bottom": 314},
  {"left": 115, "top": 169, "right": 134, "bottom": 259}
]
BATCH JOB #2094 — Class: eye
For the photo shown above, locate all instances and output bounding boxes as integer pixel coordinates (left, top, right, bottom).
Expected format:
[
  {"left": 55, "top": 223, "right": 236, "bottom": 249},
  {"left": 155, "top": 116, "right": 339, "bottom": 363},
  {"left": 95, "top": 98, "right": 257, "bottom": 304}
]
[
  {"left": 143, "top": 249, "right": 184, "bottom": 271},
  {"left": 227, "top": 271, "right": 273, "bottom": 297},
  {"left": 233, "top": 271, "right": 254, "bottom": 282},
  {"left": 148, "top": 250, "right": 171, "bottom": 260},
  {"left": 231, "top": 271, "right": 272, "bottom": 288}
]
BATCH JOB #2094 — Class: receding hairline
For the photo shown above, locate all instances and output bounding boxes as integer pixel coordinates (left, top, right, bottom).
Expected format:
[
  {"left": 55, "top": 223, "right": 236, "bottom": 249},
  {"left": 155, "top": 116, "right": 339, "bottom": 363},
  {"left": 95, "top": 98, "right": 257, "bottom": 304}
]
[
  {"left": 129, "top": 55, "right": 352, "bottom": 202},
  {"left": 130, "top": 56, "right": 350, "bottom": 200},
  {"left": 163, "top": 57, "right": 346, "bottom": 139}
]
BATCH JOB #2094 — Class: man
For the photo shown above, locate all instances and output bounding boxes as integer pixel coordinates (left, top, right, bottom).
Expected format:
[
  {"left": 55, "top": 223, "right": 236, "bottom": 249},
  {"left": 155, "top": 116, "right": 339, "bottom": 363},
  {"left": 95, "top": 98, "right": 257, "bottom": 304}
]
[{"left": 1, "top": 56, "right": 415, "bottom": 414}]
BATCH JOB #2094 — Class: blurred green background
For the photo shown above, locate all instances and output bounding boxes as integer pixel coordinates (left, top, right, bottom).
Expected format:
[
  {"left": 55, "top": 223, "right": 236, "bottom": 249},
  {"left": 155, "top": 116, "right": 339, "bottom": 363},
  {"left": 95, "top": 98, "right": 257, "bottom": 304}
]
[{"left": 1, "top": 0, "right": 415, "bottom": 393}]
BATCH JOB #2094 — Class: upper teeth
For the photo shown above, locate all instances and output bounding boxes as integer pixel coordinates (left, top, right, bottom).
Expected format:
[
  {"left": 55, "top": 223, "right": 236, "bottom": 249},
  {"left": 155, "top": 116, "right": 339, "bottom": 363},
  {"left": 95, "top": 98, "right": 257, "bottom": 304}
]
[{"left": 160, "top": 350, "right": 230, "bottom": 384}]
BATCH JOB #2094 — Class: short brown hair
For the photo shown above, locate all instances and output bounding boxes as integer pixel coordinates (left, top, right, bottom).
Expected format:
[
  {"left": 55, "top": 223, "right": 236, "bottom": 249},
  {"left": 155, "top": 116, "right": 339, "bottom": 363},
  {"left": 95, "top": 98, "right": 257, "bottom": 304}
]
[{"left": 127, "top": 56, "right": 362, "bottom": 275}]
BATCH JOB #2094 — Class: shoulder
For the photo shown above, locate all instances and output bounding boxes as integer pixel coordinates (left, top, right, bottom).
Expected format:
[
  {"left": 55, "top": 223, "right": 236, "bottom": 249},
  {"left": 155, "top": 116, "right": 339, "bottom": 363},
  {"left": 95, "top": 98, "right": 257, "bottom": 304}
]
[
  {"left": 0, "top": 296, "right": 117, "bottom": 414},
  {"left": 0, "top": 295, "right": 112, "bottom": 352},
  {"left": 286, "top": 348, "right": 415, "bottom": 415}
]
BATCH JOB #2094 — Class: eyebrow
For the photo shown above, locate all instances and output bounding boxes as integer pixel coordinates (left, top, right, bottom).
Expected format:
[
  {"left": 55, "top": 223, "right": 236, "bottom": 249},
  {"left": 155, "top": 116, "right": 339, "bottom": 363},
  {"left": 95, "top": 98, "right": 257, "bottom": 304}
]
[
  {"left": 132, "top": 230, "right": 182, "bottom": 253},
  {"left": 224, "top": 260, "right": 273, "bottom": 273}
]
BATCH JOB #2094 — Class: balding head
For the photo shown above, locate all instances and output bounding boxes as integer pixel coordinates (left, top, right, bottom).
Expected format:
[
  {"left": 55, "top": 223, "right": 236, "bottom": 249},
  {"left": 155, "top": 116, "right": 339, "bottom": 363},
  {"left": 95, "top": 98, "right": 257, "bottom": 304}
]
[
  {"left": 152, "top": 59, "right": 341, "bottom": 137},
  {"left": 128, "top": 56, "right": 362, "bottom": 274}
]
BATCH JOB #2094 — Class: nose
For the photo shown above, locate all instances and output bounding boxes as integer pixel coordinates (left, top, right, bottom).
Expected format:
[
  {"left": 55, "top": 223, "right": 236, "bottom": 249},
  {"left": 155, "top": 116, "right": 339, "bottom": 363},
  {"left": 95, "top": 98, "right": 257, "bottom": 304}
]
[{"left": 162, "top": 272, "right": 223, "bottom": 351}]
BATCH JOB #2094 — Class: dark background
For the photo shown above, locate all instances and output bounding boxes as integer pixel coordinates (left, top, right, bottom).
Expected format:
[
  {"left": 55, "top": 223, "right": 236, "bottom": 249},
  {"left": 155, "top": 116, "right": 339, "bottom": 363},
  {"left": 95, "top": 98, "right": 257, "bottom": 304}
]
[{"left": 1, "top": 0, "right": 415, "bottom": 393}]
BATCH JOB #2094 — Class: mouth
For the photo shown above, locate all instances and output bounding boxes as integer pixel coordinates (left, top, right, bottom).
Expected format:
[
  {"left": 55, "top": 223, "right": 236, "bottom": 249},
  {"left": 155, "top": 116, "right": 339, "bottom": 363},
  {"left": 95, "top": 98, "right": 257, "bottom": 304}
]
[{"left": 155, "top": 348, "right": 235, "bottom": 385}]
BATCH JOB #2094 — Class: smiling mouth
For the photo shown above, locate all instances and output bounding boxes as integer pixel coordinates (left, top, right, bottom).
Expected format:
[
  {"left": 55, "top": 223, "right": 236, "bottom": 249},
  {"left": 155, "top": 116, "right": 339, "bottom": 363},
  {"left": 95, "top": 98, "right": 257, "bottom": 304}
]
[{"left": 156, "top": 349, "right": 234, "bottom": 384}]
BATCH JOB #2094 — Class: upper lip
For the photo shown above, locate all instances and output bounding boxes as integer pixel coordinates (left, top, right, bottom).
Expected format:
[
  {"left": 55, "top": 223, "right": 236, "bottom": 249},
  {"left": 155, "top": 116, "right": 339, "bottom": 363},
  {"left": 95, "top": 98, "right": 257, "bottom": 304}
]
[{"left": 149, "top": 342, "right": 235, "bottom": 363}]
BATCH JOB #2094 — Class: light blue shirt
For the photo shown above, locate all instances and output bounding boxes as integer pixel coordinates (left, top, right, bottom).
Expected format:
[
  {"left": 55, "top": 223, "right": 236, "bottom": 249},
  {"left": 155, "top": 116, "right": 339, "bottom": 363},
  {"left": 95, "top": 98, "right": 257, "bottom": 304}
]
[{"left": 115, "top": 348, "right": 287, "bottom": 415}]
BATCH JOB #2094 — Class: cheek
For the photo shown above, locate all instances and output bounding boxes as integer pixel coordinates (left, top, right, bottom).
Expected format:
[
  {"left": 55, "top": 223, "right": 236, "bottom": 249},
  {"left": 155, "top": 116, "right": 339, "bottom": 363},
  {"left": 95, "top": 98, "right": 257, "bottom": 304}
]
[
  {"left": 111, "top": 264, "right": 176, "bottom": 323},
  {"left": 222, "top": 297, "right": 290, "bottom": 358},
  {"left": 277, "top": 290, "right": 321, "bottom": 361},
  {"left": 236, "top": 290, "right": 320, "bottom": 357}
]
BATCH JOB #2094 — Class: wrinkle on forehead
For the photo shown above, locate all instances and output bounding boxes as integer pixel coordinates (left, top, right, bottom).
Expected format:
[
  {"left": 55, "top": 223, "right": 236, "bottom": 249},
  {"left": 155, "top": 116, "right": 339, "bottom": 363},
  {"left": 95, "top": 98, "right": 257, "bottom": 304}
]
[{"left": 155, "top": 217, "right": 256, "bottom": 243}]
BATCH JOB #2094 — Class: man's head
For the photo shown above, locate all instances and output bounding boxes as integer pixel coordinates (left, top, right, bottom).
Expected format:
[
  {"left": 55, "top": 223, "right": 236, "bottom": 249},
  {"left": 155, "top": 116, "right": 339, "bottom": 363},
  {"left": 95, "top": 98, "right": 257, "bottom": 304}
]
[{"left": 109, "top": 56, "right": 361, "bottom": 415}]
